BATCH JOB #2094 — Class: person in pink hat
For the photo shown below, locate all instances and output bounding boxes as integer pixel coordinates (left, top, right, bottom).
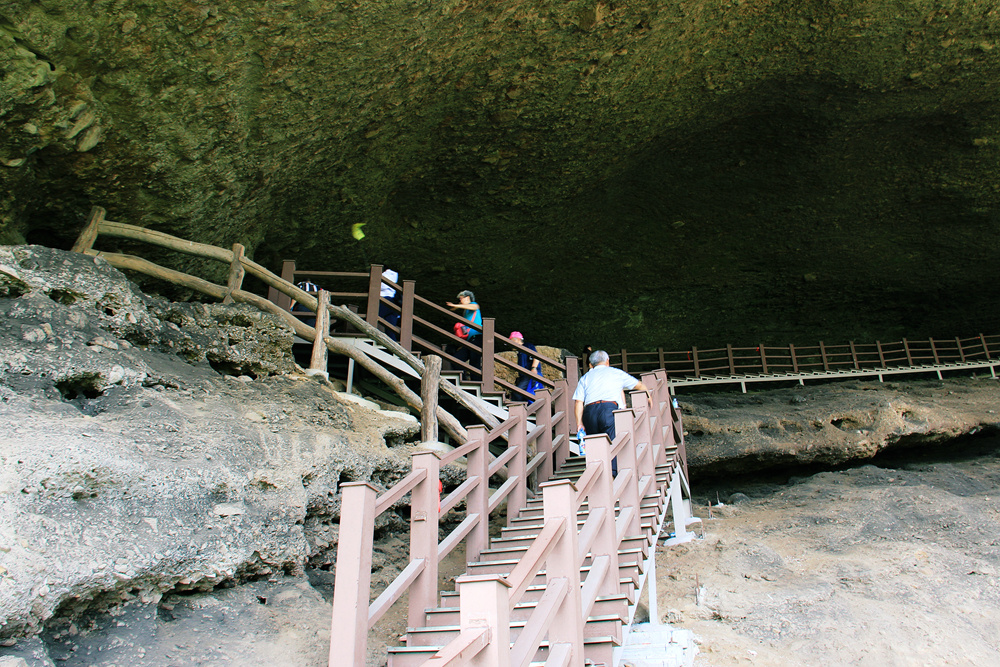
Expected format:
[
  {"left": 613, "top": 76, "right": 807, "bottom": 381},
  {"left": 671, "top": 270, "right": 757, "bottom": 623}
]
[{"left": 509, "top": 331, "right": 542, "bottom": 395}]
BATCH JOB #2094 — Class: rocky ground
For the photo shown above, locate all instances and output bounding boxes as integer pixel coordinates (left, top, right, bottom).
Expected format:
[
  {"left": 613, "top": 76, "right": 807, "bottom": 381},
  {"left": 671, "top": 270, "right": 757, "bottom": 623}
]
[
  {"left": 2, "top": 246, "right": 1000, "bottom": 666},
  {"left": 660, "top": 434, "right": 1000, "bottom": 666}
]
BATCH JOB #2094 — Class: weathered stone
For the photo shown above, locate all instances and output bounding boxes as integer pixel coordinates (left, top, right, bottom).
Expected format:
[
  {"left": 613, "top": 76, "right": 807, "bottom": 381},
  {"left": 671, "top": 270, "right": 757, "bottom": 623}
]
[{"left": 2, "top": 2, "right": 999, "bottom": 351}]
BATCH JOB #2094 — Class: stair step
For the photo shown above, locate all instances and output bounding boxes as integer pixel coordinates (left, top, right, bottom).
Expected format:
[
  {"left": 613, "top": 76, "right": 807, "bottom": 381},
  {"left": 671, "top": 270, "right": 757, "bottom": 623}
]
[
  {"left": 488, "top": 532, "right": 651, "bottom": 552},
  {"left": 439, "top": 586, "right": 635, "bottom": 608},
  {"left": 464, "top": 559, "right": 641, "bottom": 589},
  {"left": 387, "top": 635, "right": 619, "bottom": 667},
  {"left": 475, "top": 545, "right": 647, "bottom": 569},
  {"left": 425, "top": 594, "right": 629, "bottom": 625},
  {"left": 403, "top": 614, "right": 623, "bottom": 647}
]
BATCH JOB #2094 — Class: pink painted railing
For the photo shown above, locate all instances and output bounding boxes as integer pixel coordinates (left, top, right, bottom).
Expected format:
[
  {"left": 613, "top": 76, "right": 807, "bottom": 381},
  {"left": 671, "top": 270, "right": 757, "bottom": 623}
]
[
  {"left": 329, "top": 380, "right": 575, "bottom": 666},
  {"left": 330, "top": 370, "right": 686, "bottom": 667}
]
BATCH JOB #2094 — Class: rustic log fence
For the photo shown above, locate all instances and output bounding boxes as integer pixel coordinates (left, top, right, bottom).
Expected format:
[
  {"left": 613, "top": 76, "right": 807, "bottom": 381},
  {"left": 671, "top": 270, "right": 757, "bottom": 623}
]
[{"left": 69, "top": 207, "right": 518, "bottom": 440}]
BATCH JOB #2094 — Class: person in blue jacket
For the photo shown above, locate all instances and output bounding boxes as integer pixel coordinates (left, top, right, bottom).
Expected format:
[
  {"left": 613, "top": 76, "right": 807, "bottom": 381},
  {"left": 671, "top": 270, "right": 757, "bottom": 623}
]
[
  {"left": 509, "top": 331, "right": 543, "bottom": 395},
  {"left": 446, "top": 290, "right": 482, "bottom": 370}
]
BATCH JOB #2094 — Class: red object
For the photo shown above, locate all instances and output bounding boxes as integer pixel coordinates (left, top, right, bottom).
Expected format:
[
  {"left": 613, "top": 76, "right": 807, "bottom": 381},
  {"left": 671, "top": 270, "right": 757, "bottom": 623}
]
[{"left": 453, "top": 322, "right": 470, "bottom": 339}]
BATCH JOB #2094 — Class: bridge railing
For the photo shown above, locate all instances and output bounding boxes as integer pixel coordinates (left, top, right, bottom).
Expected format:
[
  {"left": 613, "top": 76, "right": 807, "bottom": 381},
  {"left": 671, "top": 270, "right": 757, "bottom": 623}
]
[{"left": 609, "top": 334, "right": 1000, "bottom": 379}]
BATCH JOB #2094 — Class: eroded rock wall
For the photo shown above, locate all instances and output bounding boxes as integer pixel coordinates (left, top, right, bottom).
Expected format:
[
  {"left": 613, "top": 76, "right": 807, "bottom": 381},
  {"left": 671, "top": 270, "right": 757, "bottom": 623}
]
[
  {"left": 2, "top": 1, "right": 1000, "bottom": 349},
  {"left": 0, "top": 246, "right": 419, "bottom": 638}
]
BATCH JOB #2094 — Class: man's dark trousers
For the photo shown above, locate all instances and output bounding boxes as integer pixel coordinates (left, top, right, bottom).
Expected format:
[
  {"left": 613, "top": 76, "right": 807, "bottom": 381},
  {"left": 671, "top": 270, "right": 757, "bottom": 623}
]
[{"left": 582, "top": 401, "right": 619, "bottom": 475}]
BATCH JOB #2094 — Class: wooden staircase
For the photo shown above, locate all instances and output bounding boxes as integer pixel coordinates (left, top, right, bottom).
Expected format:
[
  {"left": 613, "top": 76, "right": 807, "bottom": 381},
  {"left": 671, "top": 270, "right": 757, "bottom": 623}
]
[
  {"left": 329, "top": 369, "right": 691, "bottom": 667},
  {"left": 386, "top": 429, "right": 685, "bottom": 667}
]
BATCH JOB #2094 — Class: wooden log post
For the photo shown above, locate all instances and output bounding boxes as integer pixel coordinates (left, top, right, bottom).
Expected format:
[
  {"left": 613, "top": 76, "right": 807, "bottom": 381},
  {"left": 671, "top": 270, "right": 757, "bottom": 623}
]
[
  {"left": 692, "top": 347, "right": 700, "bottom": 377},
  {"left": 308, "top": 289, "right": 330, "bottom": 376},
  {"left": 759, "top": 343, "right": 768, "bottom": 374},
  {"left": 903, "top": 338, "right": 913, "bottom": 366},
  {"left": 957, "top": 337, "right": 966, "bottom": 362},
  {"left": 819, "top": 341, "right": 829, "bottom": 371},
  {"left": 877, "top": 341, "right": 886, "bottom": 368},
  {"left": 329, "top": 482, "right": 378, "bottom": 667},
  {"left": 850, "top": 341, "right": 859, "bottom": 369},
  {"left": 929, "top": 338, "right": 940, "bottom": 364},
  {"left": 71, "top": 206, "right": 107, "bottom": 254},
  {"left": 981, "top": 333, "right": 991, "bottom": 359},
  {"left": 727, "top": 344, "right": 735, "bottom": 375},
  {"left": 421, "top": 355, "right": 442, "bottom": 443},
  {"left": 789, "top": 343, "right": 799, "bottom": 373},
  {"left": 223, "top": 243, "right": 245, "bottom": 304}
]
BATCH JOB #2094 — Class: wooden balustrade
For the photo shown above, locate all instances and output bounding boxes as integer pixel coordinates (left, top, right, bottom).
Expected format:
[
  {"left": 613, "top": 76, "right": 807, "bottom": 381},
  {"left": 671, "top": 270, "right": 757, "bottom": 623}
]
[
  {"left": 403, "top": 372, "right": 680, "bottom": 667},
  {"left": 329, "top": 373, "right": 594, "bottom": 667}
]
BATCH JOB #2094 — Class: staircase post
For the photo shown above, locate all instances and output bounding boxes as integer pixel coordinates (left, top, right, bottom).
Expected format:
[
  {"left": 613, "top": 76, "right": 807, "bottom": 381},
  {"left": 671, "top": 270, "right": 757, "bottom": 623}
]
[
  {"left": 553, "top": 378, "right": 573, "bottom": 472},
  {"left": 481, "top": 317, "right": 496, "bottom": 387},
  {"left": 408, "top": 450, "right": 442, "bottom": 628},
  {"left": 365, "top": 264, "right": 383, "bottom": 327},
  {"left": 614, "top": 408, "right": 643, "bottom": 538},
  {"left": 466, "top": 426, "right": 491, "bottom": 563},
  {"left": 329, "top": 482, "right": 378, "bottom": 667},
  {"left": 540, "top": 480, "right": 586, "bottom": 661},
  {"left": 456, "top": 574, "right": 512, "bottom": 667},
  {"left": 507, "top": 403, "right": 529, "bottom": 525},
  {"left": 271, "top": 260, "right": 296, "bottom": 310},
  {"left": 400, "top": 280, "right": 416, "bottom": 351},
  {"left": 583, "top": 437, "right": 623, "bottom": 599},
  {"left": 647, "top": 372, "right": 669, "bottom": 470},
  {"left": 533, "top": 388, "right": 555, "bottom": 483}
]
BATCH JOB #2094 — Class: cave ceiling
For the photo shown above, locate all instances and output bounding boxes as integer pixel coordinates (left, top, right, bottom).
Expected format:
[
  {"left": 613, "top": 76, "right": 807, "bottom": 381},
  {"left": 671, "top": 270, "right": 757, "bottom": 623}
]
[{"left": 2, "top": 0, "right": 1000, "bottom": 352}]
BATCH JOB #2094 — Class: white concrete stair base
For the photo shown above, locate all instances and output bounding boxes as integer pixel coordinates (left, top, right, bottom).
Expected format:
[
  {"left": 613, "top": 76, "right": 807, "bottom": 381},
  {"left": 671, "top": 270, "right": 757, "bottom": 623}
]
[{"left": 618, "top": 623, "right": 698, "bottom": 667}]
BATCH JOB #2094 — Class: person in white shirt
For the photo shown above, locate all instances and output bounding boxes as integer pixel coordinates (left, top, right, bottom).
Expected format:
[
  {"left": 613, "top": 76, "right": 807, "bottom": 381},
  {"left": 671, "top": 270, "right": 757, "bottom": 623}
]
[{"left": 573, "top": 350, "right": 650, "bottom": 472}]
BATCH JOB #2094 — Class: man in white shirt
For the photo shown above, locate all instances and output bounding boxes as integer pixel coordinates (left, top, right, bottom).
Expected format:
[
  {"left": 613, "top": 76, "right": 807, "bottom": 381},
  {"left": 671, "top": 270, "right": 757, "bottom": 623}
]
[{"left": 573, "top": 350, "right": 650, "bottom": 471}]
